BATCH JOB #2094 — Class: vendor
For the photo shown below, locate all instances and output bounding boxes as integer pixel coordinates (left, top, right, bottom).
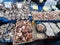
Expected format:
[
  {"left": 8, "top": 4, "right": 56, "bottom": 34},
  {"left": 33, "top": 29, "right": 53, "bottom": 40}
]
[
  {"left": 43, "top": 0, "right": 58, "bottom": 11},
  {"left": 31, "top": 0, "right": 46, "bottom": 11},
  {"left": 56, "top": 0, "right": 60, "bottom": 9},
  {"left": 31, "top": 0, "right": 59, "bottom": 11}
]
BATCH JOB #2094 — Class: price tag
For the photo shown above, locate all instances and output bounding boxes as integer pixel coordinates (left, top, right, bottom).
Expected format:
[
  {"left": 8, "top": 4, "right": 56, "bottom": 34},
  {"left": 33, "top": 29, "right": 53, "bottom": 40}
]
[
  {"left": 4, "top": 2, "right": 12, "bottom": 8},
  {"left": 16, "top": 2, "right": 23, "bottom": 8},
  {"left": 31, "top": 5, "right": 38, "bottom": 10}
]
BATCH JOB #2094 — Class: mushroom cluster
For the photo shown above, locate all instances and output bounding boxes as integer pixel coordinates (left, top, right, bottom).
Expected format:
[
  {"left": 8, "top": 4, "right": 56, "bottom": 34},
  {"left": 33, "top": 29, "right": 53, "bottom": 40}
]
[
  {"left": 0, "top": 2, "right": 31, "bottom": 20},
  {"left": 14, "top": 20, "right": 33, "bottom": 43},
  {"left": 0, "top": 23, "right": 15, "bottom": 41},
  {"left": 15, "top": 3, "right": 31, "bottom": 20},
  {"left": 36, "top": 24, "right": 46, "bottom": 33},
  {"left": 32, "top": 11, "right": 60, "bottom": 20}
]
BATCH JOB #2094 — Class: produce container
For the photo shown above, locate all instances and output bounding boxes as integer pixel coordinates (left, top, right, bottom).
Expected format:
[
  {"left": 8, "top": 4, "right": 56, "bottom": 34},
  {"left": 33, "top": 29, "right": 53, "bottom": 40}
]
[
  {"left": 33, "top": 22, "right": 47, "bottom": 40},
  {"left": 0, "top": 23, "right": 15, "bottom": 42},
  {"left": 13, "top": 20, "right": 36, "bottom": 45},
  {"left": 31, "top": 11, "right": 60, "bottom": 21}
]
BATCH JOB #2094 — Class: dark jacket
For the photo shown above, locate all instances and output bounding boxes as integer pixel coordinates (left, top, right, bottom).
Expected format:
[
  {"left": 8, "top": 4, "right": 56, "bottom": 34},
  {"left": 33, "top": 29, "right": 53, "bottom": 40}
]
[{"left": 31, "top": 0, "right": 46, "bottom": 4}]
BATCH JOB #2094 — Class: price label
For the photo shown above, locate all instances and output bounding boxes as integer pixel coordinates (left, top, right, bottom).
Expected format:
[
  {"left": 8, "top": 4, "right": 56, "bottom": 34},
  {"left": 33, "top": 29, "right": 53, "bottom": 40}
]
[
  {"left": 16, "top": 3, "right": 23, "bottom": 8},
  {"left": 4, "top": 2, "right": 12, "bottom": 8}
]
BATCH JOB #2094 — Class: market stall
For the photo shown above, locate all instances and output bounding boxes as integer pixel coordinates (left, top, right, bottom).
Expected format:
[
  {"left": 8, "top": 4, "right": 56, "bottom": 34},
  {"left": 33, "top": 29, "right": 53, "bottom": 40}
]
[{"left": 0, "top": 0, "right": 60, "bottom": 45}]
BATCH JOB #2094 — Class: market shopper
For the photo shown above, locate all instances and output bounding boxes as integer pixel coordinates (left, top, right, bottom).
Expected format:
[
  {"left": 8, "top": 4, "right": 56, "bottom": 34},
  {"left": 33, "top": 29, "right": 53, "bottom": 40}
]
[
  {"left": 31, "top": 0, "right": 46, "bottom": 4},
  {"left": 56, "top": 0, "right": 60, "bottom": 9},
  {"left": 43, "top": 0, "right": 58, "bottom": 11},
  {"left": 31, "top": 0, "right": 46, "bottom": 11}
]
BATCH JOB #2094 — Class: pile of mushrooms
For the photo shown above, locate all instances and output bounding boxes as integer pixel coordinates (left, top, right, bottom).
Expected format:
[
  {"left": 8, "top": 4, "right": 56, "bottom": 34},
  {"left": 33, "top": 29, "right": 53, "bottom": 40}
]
[
  {"left": 0, "top": 23, "right": 15, "bottom": 41},
  {"left": 36, "top": 24, "right": 46, "bottom": 33},
  {"left": 0, "top": 2, "right": 31, "bottom": 20},
  {"left": 14, "top": 20, "right": 33, "bottom": 43},
  {"left": 32, "top": 11, "right": 60, "bottom": 20}
]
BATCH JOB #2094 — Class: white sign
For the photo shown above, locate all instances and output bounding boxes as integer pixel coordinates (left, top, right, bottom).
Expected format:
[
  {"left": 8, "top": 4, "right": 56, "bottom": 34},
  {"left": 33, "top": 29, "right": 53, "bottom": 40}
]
[
  {"left": 4, "top": 2, "right": 12, "bottom": 8},
  {"left": 16, "top": 2, "right": 23, "bottom": 8},
  {"left": 45, "top": 0, "right": 58, "bottom": 6}
]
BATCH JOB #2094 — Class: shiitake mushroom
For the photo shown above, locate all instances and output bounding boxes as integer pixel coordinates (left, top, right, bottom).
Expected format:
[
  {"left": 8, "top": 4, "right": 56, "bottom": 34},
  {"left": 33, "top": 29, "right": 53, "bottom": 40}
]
[
  {"left": 21, "top": 29, "right": 28, "bottom": 34},
  {"left": 36, "top": 24, "right": 46, "bottom": 33},
  {"left": 15, "top": 20, "right": 33, "bottom": 43},
  {"left": 25, "top": 33, "right": 32, "bottom": 41}
]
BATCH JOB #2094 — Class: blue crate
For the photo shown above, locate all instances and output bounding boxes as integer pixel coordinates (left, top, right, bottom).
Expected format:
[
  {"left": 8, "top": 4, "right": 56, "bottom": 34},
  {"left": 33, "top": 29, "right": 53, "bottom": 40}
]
[
  {"left": 1, "top": 33, "right": 13, "bottom": 42},
  {"left": 1, "top": 39, "right": 13, "bottom": 42},
  {"left": 0, "top": 17, "right": 16, "bottom": 24},
  {"left": 28, "top": 16, "right": 33, "bottom": 21},
  {"left": 3, "top": 0, "right": 16, "bottom": 3},
  {"left": 35, "top": 20, "right": 60, "bottom": 24}
]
